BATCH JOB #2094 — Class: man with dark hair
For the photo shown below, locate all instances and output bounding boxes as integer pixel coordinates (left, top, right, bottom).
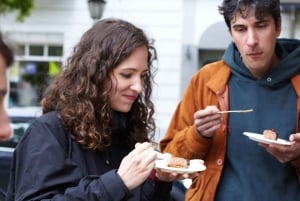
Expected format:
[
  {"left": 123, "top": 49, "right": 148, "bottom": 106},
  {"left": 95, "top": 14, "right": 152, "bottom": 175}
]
[
  {"left": 0, "top": 32, "right": 14, "bottom": 141},
  {"left": 160, "top": 0, "right": 300, "bottom": 200}
]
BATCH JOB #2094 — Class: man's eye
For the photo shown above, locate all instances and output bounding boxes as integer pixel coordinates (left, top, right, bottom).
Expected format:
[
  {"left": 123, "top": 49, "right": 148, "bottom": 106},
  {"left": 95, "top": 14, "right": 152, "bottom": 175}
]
[
  {"left": 256, "top": 23, "right": 267, "bottom": 28},
  {"left": 235, "top": 27, "right": 245, "bottom": 32}
]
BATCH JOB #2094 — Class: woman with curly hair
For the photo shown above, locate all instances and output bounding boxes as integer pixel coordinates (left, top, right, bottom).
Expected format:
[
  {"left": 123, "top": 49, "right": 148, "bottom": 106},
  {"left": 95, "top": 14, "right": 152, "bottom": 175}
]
[{"left": 6, "top": 18, "right": 174, "bottom": 201}]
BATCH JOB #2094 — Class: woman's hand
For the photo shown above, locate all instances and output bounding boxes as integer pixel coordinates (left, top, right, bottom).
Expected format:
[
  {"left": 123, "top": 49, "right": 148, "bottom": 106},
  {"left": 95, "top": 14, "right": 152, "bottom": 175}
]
[{"left": 117, "top": 142, "right": 156, "bottom": 190}]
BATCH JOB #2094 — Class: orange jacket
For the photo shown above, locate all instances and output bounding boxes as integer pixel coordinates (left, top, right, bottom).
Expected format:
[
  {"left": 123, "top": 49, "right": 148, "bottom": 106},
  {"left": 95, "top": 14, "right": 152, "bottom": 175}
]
[{"left": 160, "top": 61, "right": 300, "bottom": 201}]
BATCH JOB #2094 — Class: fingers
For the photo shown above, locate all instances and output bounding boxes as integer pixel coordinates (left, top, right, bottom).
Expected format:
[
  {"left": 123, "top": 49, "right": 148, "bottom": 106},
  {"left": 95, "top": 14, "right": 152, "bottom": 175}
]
[
  {"left": 289, "top": 133, "right": 300, "bottom": 142},
  {"left": 132, "top": 142, "right": 156, "bottom": 166},
  {"left": 194, "top": 105, "right": 223, "bottom": 137},
  {"left": 193, "top": 105, "right": 219, "bottom": 119},
  {"left": 259, "top": 142, "right": 300, "bottom": 163},
  {"left": 118, "top": 142, "right": 157, "bottom": 190},
  {"left": 195, "top": 119, "right": 221, "bottom": 134}
]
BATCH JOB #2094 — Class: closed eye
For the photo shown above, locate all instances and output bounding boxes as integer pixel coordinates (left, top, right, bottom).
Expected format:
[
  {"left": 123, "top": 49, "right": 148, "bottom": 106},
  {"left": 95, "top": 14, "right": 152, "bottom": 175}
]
[
  {"left": 255, "top": 22, "right": 268, "bottom": 29},
  {"left": 233, "top": 25, "right": 246, "bottom": 33},
  {"left": 120, "top": 73, "right": 132, "bottom": 79}
]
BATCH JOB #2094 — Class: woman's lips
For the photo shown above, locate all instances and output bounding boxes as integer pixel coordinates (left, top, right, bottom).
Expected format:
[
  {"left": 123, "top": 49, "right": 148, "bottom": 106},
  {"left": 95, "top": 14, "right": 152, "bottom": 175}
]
[{"left": 123, "top": 95, "right": 137, "bottom": 102}]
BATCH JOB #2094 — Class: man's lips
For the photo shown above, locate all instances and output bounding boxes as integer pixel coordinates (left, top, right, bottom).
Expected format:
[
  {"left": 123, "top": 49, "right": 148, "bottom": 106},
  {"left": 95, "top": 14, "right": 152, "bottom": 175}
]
[{"left": 247, "top": 52, "right": 262, "bottom": 58}]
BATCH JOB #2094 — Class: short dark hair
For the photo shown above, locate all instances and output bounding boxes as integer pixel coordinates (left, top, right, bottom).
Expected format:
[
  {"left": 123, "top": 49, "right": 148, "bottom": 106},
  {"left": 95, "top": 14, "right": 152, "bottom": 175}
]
[
  {"left": 0, "top": 32, "right": 14, "bottom": 67},
  {"left": 219, "top": 0, "right": 281, "bottom": 31}
]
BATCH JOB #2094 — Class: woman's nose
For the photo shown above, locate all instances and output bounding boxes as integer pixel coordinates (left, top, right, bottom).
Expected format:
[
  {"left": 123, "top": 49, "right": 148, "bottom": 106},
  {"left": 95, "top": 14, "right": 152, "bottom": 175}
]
[{"left": 130, "top": 78, "right": 143, "bottom": 93}]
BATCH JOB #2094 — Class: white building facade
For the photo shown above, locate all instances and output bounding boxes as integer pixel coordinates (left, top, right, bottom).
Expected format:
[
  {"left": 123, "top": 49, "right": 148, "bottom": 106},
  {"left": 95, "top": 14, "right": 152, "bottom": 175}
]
[{"left": 0, "top": 0, "right": 299, "bottom": 140}]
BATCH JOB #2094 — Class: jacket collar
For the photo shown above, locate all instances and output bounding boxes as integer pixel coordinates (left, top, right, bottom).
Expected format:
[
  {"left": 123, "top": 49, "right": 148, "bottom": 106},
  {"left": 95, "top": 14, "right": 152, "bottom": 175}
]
[{"left": 206, "top": 61, "right": 231, "bottom": 94}]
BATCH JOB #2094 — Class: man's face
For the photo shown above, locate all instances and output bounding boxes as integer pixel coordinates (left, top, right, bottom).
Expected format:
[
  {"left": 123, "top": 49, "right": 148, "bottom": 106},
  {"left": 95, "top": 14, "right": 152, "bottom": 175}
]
[
  {"left": 0, "top": 53, "right": 11, "bottom": 140},
  {"left": 230, "top": 9, "right": 281, "bottom": 78}
]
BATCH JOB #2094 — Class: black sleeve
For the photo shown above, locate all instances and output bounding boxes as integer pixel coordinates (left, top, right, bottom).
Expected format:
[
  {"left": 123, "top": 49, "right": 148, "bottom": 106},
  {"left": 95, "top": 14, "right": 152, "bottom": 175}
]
[
  {"left": 141, "top": 179, "right": 173, "bottom": 201},
  {"left": 6, "top": 118, "right": 130, "bottom": 201}
]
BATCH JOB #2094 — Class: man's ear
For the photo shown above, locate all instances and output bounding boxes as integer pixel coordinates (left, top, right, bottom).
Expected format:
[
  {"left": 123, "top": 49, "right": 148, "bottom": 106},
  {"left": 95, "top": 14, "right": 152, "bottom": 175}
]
[
  {"left": 228, "top": 28, "right": 234, "bottom": 43},
  {"left": 276, "top": 17, "right": 282, "bottom": 37}
]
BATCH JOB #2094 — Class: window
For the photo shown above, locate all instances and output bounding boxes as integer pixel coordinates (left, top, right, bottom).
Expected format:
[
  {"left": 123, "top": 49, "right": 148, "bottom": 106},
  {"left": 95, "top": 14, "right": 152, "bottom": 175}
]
[
  {"left": 48, "top": 45, "right": 63, "bottom": 56},
  {"left": 7, "top": 32, "right": 64, "bottom": 107},
  {"left": 29, "top": 45, "right": 44, "bottom": 56}
]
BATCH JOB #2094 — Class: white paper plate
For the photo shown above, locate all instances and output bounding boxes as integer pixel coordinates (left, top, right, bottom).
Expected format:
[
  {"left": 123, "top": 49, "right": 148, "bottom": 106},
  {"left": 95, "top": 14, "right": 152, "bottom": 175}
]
[
  {"left": 155, "top": 159, "right": 206, "bottom": 174},
  {"left": 243, "top": 132, "right": 292, "bottom": 146}
]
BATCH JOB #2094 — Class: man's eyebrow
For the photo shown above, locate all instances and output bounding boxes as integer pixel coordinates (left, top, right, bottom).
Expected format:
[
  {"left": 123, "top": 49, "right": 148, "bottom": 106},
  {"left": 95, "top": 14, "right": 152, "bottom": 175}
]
[{"left": 255, "top": 18, "right": 270, "bottom": 23}]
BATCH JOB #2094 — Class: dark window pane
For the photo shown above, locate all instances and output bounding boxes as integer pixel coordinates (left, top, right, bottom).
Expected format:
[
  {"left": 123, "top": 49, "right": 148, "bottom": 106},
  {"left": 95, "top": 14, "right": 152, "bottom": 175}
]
[
  {"left": 29, "top": 45, "right": 43, "bottom": 56},
  {"left": 48, "top": 46, "right": 63, "bottom": 56}
]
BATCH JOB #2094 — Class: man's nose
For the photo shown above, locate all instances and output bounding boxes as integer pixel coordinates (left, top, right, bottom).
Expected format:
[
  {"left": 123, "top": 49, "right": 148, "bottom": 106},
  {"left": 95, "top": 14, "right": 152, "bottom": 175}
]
[{"left": 246, "top": 29, "right": 258, "bottom": 47}]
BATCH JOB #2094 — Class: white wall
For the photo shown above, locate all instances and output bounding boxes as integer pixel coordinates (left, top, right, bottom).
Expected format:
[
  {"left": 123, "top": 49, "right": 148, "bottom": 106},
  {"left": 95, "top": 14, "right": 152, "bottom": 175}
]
[
  {"left": 2, "top": 0, "right": 298, "bottom": 141},
  {"left": 103, "top": 0, "right": 184, "bottom": 139},
  {"left": 182, "top": 0, "right": 224, "bottom": 46},
  {"left": 0, "top": 0, "right": 184, "bottom": 140},
  {"left": 0, "top": 0, "right": 93, "bottom": 62}
]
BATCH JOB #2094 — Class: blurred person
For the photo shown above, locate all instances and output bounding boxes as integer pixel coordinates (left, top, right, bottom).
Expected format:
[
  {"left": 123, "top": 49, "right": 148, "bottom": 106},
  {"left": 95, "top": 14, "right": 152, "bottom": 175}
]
[
  {"left": 160, "top": 0, "right": 300, "bottom": 200},
  {"left": 6, "top": 18, "right": 178, "bottom": 201},
  {"left": 0, "top": 32, "right": 14, "bottom": 141}
]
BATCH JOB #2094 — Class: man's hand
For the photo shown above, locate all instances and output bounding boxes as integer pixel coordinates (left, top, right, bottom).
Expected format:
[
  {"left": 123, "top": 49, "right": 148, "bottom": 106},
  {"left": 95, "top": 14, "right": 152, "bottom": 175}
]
[
  {"left": 193, "top": 105, "right": 223, "bottom": 138},
  {"left": 259, "top": 133, "right": 300, "bottom": 163}
]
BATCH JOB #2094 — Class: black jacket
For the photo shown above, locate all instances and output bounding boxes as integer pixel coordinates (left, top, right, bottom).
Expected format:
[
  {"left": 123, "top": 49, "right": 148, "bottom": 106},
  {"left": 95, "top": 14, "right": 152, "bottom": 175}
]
[{"left": 6, "top": 111, "right": 172, "bottom": 201}]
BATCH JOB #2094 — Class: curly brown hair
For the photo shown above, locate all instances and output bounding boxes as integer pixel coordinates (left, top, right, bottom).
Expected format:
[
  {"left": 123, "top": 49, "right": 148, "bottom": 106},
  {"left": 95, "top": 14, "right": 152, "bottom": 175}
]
[{"left": 41, "top": 18, "right": 157, "bottom": 151}]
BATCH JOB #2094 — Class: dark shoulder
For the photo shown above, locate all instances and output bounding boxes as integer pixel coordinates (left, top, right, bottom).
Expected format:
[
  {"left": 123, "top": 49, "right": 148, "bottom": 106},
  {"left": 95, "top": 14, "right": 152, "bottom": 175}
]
[
  {"left": 33, "top": 111, "right": 66, "bottom": 130},
  {"left": 14, "top": 111, "right": 64, "bottom": 151},
  {"left": 37, "top": 111, "right": 60, "bottom": 123},
  {"left": 21, "top": 111, "right": 65, "bottom": 142}
]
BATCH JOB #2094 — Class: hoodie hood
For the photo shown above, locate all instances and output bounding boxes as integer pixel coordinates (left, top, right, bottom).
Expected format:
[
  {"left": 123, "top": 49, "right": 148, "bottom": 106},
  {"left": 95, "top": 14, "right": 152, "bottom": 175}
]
[{"left": 223, "top": 38, "right": 300, "bottom": 87}]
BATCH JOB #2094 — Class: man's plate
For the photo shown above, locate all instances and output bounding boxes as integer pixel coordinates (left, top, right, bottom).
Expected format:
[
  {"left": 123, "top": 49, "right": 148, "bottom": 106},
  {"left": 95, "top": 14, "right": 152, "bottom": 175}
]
[{"left": 243, "top": 132, "right": 292, "bottom": 146}]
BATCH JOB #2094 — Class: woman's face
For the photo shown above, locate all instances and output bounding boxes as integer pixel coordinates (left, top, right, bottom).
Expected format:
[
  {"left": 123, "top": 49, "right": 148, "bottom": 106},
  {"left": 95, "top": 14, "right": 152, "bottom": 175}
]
[{"left": 109, "top": 46, "right": 149, "bottom": 112}]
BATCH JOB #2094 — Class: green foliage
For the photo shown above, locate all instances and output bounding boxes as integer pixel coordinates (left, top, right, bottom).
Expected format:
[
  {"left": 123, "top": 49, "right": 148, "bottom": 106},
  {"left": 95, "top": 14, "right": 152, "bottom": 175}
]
[{"left": 0, "top": 0, "right": 35, "bottom": 22}]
